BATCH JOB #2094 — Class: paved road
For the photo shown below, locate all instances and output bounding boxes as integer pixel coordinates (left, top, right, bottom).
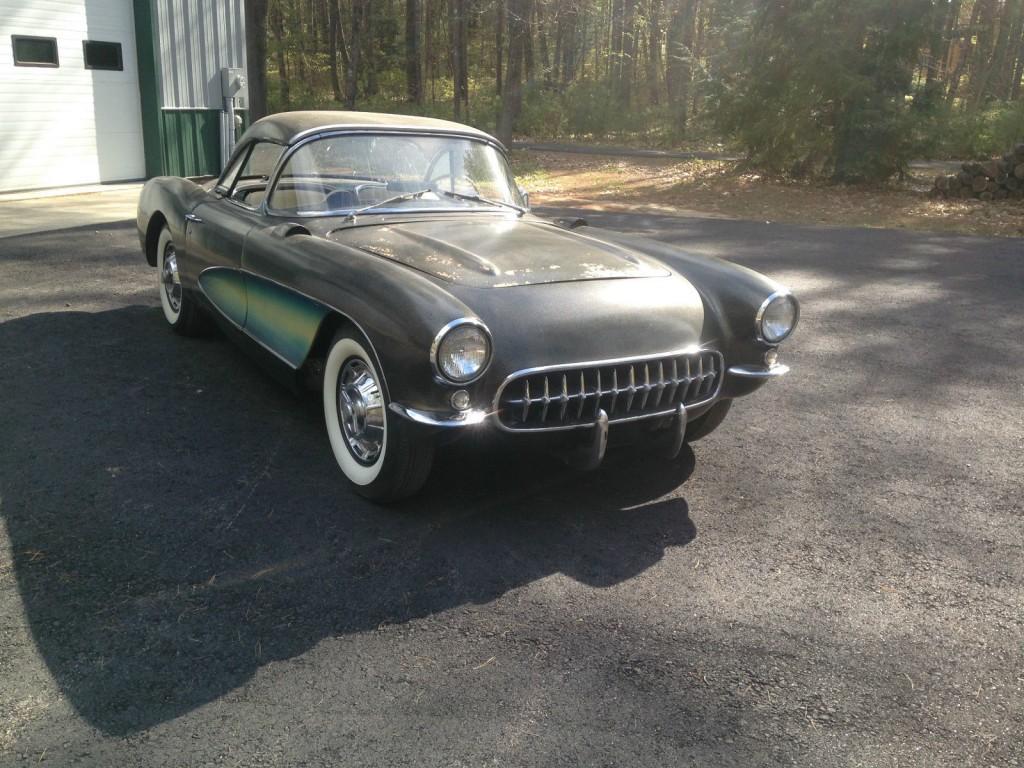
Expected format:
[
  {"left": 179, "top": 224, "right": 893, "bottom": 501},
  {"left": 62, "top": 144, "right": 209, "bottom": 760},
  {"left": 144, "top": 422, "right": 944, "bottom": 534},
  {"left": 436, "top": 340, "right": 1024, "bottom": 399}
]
[{"left": 1, "top": 213, "right": 1021, "bottom": 767}]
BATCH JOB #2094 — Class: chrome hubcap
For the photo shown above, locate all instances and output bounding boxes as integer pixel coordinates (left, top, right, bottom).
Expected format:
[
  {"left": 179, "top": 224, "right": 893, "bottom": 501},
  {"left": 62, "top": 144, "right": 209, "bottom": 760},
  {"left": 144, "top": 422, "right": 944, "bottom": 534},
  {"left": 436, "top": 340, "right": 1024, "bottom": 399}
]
[
  {"left": 161, "top": 244, "right": 182, "bottom": 313},
  {"left": 337, "top": 359, "right": 384, "bottom": 464}
]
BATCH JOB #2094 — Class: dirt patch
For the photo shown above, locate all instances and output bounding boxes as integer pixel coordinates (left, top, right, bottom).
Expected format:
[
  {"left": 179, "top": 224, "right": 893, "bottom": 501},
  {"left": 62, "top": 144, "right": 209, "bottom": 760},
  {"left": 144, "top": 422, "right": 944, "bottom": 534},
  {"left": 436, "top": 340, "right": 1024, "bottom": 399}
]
[{"left": 512, "top": 151, "right": 1024, "bottom": 238}]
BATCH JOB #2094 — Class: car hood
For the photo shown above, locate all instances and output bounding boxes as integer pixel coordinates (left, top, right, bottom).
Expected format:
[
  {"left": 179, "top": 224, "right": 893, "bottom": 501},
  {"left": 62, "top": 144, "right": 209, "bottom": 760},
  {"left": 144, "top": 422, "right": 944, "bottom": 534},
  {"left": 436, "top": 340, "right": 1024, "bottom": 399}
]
[{"left": 325, "top": 216, "right": 670, "bottom": 288}]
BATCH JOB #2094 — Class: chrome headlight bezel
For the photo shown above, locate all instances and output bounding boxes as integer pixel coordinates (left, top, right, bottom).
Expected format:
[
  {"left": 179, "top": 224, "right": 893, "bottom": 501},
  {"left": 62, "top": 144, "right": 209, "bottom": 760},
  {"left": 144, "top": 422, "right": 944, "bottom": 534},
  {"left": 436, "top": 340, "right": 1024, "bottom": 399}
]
[
  {"left": 756, "top": 290, "right": 800, "bottom": 345},
  {"left": 431, "top": 318, "right": 493, "bottom": 384}
]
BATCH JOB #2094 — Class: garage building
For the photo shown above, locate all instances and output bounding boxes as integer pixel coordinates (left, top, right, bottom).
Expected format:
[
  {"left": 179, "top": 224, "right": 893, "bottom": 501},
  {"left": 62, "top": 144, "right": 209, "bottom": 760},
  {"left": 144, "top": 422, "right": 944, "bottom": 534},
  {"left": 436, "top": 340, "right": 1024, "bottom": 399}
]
[{"left": 0, "top": 0, "right": 247, "bottom": 193}]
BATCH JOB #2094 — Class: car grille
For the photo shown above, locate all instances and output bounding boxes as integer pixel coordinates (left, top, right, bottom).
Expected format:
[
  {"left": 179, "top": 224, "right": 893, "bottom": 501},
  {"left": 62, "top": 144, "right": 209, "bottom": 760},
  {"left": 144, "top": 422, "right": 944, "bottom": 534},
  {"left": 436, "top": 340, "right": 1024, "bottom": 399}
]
[{"left": 496, "top": 350, "right": 723, "bottom": 431}]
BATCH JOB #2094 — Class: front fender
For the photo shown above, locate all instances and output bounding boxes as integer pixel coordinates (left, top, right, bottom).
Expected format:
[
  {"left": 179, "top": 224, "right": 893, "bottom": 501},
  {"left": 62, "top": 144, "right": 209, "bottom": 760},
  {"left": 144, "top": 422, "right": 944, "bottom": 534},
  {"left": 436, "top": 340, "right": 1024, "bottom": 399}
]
[
  {"left": 572, "top": 226, "right": 793, "bottom": 397},
  {"left": 241, "top": 230, "right": 476, "bottom": 411}
]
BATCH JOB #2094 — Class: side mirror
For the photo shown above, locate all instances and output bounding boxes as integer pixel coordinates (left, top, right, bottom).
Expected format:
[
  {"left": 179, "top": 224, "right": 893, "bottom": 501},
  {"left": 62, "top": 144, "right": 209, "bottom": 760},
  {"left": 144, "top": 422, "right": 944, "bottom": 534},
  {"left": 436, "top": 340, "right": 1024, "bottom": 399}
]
[{"left": 518, "top": 187, "right": 530, "bottom": 211}]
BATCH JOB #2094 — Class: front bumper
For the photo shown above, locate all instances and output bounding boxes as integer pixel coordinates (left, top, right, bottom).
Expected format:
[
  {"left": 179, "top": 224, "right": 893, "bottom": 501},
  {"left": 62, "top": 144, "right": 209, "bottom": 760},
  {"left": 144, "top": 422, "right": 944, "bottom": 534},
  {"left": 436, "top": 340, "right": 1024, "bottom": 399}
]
[{"left": 389, "top": 360, "right": 788, "bottom": 432}]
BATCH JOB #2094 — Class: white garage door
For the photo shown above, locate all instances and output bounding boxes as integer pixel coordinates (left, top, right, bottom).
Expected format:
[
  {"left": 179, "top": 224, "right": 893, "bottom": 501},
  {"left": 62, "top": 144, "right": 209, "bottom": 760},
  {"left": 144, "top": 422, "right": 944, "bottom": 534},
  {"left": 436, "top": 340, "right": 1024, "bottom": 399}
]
[{"left": 0, "top": 0, "right": 146, "bottom": 192}]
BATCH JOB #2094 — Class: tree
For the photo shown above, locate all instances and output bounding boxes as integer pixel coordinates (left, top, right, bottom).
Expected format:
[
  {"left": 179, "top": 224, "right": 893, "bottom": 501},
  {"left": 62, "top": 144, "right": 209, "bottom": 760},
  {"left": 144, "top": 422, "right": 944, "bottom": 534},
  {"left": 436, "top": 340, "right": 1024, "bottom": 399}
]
[
  {"left": 406, "top": 0, "right": 423, "bottom": 103},
  {"left": 245, "top": 0, "right": 269, "bottom": 120},
  {"left": 720, "top": 0, "right": 933, "bottom": 182},
  {"left": 498, "top": 0, "right": 531, "bottom": 142}
]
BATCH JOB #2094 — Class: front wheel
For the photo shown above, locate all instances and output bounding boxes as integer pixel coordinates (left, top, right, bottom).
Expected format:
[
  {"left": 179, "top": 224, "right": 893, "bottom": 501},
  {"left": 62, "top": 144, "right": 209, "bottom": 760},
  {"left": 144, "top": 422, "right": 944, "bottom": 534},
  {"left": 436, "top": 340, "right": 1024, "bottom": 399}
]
[{"left": 322, "top": 329, "right": 434, "bottom": 502}]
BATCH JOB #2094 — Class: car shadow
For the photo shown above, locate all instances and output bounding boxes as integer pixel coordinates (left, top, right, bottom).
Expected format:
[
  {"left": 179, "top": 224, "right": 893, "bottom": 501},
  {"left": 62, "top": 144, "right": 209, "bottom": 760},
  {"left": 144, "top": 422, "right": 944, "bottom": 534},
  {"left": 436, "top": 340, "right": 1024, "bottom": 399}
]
[{"left": 0, "top": 306, "right": 698, "bottom": 735}]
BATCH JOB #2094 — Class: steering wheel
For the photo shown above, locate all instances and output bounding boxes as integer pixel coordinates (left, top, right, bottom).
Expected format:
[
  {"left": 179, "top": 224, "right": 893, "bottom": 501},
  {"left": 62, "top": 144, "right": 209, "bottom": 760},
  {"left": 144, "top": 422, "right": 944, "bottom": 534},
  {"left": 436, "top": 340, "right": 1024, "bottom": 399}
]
[
  {"left": 324, "top": 189, "right": 358, "bottom": 210},
  {"left": 427, "top": 174, "right": 481, "bottom": 196}
]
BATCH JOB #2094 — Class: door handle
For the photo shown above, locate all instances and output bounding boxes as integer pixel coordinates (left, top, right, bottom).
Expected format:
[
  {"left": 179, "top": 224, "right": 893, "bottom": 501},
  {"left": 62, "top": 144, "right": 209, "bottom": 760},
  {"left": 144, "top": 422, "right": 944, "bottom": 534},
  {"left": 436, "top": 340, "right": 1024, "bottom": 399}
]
[{"left": 185, "top": 213, "right": 203, "bottom": 223}]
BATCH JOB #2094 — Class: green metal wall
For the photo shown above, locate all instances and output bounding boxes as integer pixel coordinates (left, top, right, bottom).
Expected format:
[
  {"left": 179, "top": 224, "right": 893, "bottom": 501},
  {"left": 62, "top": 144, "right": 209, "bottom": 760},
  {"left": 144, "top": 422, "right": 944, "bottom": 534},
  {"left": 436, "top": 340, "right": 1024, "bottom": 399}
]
[
  {"left": 157, "top": 110, "right": 250, "bottom": 178},
  {"left": 160, "top": 110, "right": 221, "bottom": 177}
]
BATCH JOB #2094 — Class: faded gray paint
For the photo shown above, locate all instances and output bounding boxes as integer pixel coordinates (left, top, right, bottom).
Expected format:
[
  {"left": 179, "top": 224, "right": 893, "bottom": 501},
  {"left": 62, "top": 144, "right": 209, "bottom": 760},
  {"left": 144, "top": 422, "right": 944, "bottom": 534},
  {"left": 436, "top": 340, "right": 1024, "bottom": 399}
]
[{"left": 153, "top": 0, "right": 246, "bottom": 110}]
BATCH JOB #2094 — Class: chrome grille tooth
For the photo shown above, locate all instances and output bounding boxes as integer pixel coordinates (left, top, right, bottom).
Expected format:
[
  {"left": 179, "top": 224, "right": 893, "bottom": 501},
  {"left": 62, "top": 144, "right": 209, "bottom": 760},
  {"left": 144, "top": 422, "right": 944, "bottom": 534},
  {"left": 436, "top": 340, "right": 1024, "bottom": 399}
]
[
  {"left": 609, "top": 368, "right": 618, "bottom": 415},
  {"left": 577, "top": 370, "right": 587, "bottom": 420},
  {"left": 522, "top": 379, "right": 531, "bottom": 422},
  {"left": 540, "top": 376, "right": 551, "bottom": 422},
  {"left": 639, "top": 363, "right": 651, "bottom": 410},
  {"left": 624, "top": 365, "right": 635, "bottom": 412},
  {"left": 666, "top": 358, "right": 679, "bottom": 403},
  {"left": 653, "top": 361, "right": 665, "bottom": 408},
  {"left": 691, "top": 356, "right": 704, "bottom": 402},
  {"left": 559, "top": 373, "right": 569, "bottom": 421},
  {"left": 702, "top": 353, "right": 714, "bottom": 395},
  {"left": 594, "top": 369, "right": 602, "bottom": 417}
]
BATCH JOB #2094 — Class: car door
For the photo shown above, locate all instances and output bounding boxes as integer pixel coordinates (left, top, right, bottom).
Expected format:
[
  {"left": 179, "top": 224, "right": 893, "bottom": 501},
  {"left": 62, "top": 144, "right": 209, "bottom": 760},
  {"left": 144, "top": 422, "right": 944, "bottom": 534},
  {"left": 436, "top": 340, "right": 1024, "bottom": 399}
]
[{"left": 186, "top": 140, "right": 284, "bottom": 328}]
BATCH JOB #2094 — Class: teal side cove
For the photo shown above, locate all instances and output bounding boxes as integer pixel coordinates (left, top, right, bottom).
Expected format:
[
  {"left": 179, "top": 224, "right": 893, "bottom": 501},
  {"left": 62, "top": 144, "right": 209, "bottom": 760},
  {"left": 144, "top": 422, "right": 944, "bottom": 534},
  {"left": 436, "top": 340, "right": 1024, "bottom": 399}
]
[
  {"left": 244, "top": 274, "right": 331, "bottom": 368},
  {"left": 199, "top": 268, "right": 247, "bottom": 328},
  {"left": 199, "top": 269, "right": 331, "bottom": 368}
]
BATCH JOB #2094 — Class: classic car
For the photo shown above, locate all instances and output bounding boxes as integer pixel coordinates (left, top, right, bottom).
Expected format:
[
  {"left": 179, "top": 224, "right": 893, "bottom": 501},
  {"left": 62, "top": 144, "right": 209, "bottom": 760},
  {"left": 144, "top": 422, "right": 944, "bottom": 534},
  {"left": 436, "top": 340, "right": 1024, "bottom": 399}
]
[{"left": 137, "top": 111, "right": 799, "bottom": 501}]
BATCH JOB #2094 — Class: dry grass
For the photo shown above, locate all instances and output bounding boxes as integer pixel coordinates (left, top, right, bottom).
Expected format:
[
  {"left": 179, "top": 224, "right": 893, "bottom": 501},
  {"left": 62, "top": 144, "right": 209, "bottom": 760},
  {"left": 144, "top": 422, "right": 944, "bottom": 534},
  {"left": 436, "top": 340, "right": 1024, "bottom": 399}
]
[{"left": 512, "top": 151, "right": 1024, "bottom": 238}]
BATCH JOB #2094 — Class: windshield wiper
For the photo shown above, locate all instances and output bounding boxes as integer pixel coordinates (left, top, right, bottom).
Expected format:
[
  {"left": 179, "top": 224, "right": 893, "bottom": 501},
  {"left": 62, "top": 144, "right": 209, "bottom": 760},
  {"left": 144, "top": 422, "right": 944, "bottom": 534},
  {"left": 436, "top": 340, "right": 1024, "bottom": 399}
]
[
  {"left": 343, "top": 188, "right": 434, "bottom": 222},
  {"left": 436, "top": 189, "right": 525, "bottom": 214}
]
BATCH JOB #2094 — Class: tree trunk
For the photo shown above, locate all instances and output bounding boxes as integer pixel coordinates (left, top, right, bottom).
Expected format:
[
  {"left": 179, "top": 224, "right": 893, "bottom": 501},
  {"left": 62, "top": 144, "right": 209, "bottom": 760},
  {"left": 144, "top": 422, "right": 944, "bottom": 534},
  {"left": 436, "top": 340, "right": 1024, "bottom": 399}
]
[
  {"left": 295, "top": 0, "right": 307, "bottom": 84},
  {"left": 406, "top": 0, "right": 423, "bottom": 103},
  {"left": 270, "top": 2, "right": 289, "bottom": 107},
  {"left": 343, "top": 0, "right": 364, "bottom": 109},
  {"left": 619, "top": 0, "right": 637, "bottom": 106},
  {"left": 666, "top": 0, "right": 694, "bottom": 131},
  {"left": 537, "top": 1, "right": 551, "bottom": 84},
  {"left": 991, "top": 0, "right": 1023, "bottom": 98},
  {"left": 244, "top": 0, "right": 269, "bottom": 120},
  {"left": 560, "top": 0, "right": 577, "bottom": 84},
  {"left": 524, "top": 0, "right": 535, "bottom": 83},
  {"left": 496, "top": 0, "right": 504, "bottom": 95},
  {"left": 457, "top": 0, "right": 468, "bottom": 110},
  {"left": 647, "top": 0, "right": 662, "bottom": 105},
  {"left": 328, "top": 0, "right": 343, "bottom": 103},
  {"left": 449, "top": 0, "right": 462, "bottom": 119},
  {"left": 498, "top": 0, "right": 529, "bottom": 142},
  {"left": 947, "top": 0, "right": 983, "bottom": 102},
  {"left": 1011, "top": 23, "right": 1024, "bottom": 99},
  {"left": 365, "top": 2, "right": 378, "bottom": 96}
]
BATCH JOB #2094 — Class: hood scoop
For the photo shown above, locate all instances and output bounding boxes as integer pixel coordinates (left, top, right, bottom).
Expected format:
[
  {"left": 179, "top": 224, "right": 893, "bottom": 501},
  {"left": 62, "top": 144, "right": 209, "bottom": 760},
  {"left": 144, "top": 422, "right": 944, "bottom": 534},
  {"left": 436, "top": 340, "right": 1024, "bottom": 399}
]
[{"left": 328, "top": 218, "right": 669, "bottom": 288}]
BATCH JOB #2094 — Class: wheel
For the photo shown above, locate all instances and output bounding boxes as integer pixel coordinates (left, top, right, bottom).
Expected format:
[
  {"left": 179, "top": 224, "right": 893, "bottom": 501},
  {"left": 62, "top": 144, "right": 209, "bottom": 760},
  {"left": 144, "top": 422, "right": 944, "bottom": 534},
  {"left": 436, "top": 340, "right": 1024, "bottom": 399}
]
[
  {"left": 156, "top": 226, "right": 208, "bottom": 336},
  {"left": 322, "top": 328, "right": 435, "bottom": 502},
  {"left": 686, "top": 399, "right": 733, "bottom": 442}
]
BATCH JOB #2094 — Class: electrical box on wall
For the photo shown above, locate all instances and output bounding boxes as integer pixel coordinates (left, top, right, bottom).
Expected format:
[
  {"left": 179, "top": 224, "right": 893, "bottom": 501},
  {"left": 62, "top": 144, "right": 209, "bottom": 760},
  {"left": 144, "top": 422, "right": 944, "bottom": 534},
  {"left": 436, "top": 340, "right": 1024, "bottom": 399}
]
[{"left": 220, "top": 67, "right": 248, "bottom": 107}]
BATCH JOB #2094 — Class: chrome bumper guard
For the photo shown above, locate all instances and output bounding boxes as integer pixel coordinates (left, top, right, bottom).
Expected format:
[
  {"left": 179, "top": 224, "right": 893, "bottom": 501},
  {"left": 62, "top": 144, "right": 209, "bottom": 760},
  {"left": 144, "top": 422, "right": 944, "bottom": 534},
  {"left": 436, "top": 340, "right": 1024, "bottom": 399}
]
[
  {"left": 727, "top": 363, "right": 790, "bottom": 378},
  {"left": 388, "top": 403, "right": 488, "bottom": 427}
]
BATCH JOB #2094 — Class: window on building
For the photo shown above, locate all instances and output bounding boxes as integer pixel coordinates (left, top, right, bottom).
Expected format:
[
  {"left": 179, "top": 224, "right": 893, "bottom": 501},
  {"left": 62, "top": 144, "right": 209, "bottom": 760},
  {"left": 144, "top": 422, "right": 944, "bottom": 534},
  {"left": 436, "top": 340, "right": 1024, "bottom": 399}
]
[
  {"left": 83, "top": 40, "right": 122, "bottom": 71},
  {"left": 12, "top": 36, "right": 59, "bottom": 67}
]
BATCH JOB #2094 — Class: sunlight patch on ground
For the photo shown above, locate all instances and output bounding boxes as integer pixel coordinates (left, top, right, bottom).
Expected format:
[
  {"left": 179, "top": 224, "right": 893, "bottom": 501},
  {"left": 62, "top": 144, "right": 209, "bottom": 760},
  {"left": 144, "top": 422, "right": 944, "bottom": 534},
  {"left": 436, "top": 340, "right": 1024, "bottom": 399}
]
[{"left": 512, "top": 151, "right": 1024, "bottom": 238}]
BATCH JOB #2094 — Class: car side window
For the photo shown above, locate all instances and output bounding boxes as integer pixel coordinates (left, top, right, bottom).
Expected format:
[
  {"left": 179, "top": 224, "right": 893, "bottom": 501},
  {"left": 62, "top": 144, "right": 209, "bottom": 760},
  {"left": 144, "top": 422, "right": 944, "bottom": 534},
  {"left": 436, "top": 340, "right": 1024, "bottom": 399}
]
[
  {"left": 215, "top": 145, "right": 250, "bottom": 196},
  {"left": 228, "top": 142, "right": 284, "bottom": 206}
]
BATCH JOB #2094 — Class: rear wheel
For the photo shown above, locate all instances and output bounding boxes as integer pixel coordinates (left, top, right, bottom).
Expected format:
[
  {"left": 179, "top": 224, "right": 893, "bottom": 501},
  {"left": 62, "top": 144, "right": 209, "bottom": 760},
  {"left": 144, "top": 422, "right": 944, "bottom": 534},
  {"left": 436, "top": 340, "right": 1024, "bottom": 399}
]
[
  {"left": 156, "top": 226, "right": 208, "bottom": 336},
  {"left": 322, "top": 329, "right": 434, "bottom": 502}
]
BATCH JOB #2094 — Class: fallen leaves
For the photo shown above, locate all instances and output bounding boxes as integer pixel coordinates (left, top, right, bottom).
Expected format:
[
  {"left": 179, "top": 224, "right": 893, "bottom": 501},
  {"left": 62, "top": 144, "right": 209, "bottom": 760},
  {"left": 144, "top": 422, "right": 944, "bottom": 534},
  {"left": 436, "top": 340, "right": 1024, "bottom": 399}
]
[{"left": 511, "top": 151, "right": 1024, "bottom": 238}]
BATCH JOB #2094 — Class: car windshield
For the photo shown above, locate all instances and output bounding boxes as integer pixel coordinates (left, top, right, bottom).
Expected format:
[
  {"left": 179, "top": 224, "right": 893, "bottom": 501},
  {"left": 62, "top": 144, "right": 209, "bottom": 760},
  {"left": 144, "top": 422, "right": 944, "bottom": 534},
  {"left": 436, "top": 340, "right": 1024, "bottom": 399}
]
[{"left": 267, "top": 133, "right": 524, "bottom": 216}]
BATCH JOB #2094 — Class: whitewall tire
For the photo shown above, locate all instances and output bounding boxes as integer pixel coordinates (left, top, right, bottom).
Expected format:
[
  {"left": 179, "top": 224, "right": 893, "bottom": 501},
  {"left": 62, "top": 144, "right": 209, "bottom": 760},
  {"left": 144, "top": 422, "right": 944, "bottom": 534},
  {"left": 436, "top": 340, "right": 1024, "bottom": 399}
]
[
  {"left": 322, "top": 329, "right": 434, "bottom": 502},
  {"left": 157, "top": 227, "right": 182, "bottom": 325},
  {"left": 155, "top": 225, "right": 208, "bottom": 336}
]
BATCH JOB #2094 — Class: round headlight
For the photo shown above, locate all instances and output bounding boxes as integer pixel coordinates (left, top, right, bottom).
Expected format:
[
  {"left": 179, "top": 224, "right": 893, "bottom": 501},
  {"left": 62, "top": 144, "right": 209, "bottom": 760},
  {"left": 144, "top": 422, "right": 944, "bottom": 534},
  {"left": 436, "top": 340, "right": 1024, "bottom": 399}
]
[
  {"left": 433, "top": 321, "right": 491, "bottom": 383},
  {"left": 757, "top": 291, "right": 799, "bottom": 344}
]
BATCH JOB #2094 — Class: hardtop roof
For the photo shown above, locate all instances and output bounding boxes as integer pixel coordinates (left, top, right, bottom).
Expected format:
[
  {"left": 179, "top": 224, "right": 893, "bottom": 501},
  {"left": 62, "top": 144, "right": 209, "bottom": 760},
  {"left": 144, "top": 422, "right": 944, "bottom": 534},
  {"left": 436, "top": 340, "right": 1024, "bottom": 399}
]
[{"left": 238, "top": 110, "right": 502, "bottom": 148}]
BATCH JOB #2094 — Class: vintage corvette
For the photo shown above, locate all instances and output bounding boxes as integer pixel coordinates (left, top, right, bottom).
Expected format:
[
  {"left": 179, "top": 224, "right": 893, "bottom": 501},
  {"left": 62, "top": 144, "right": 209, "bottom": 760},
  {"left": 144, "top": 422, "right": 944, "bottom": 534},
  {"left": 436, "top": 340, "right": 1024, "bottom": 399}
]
[{"left": 137, "top": 111, "right": 799, "bottom": 501}]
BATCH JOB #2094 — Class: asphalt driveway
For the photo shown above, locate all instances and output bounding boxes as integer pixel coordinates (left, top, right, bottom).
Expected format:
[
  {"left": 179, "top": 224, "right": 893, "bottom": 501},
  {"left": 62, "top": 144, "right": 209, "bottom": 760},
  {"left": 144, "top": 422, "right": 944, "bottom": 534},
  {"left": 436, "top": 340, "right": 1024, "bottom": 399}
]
[{"left": 0, "top": 212, "right": 1021, "bottom": 767}]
